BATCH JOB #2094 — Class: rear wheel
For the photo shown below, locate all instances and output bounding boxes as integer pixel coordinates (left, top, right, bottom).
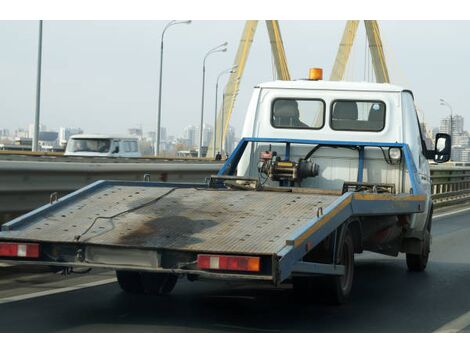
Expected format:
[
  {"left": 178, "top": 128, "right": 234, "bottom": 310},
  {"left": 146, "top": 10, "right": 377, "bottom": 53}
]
[
  {"left": 293, "top": 229, "right": 355, "bottom": 305},
  {"left": 140, "top": 272, "right": 178, "bottom": 295},
  {"left": 116, "top": 271, "right": 178, "bottom": 295},
  {"left": 116, "top": 271, "right": 144, "bottom": 294},
  {"left": 406, "top": 229, "right": 430, "bottom": 272},
  {"left": 325, "top": 233, "right": 354, "bottom": 304}
]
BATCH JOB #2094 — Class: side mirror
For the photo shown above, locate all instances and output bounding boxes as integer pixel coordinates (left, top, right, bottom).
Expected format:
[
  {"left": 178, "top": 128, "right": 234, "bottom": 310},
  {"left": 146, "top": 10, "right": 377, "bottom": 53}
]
[{"left": 433, "top": 133, "right": 451, "bottom": 163}]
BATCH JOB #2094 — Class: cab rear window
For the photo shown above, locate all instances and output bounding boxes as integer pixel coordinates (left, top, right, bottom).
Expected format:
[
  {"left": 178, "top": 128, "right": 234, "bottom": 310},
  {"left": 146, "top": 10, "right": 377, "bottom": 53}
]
[
  {"left": 271, "top": 98, "right": 325, "bottom": 130},
  {"left": 330, "top": 100, "right": 386, "bottom": 132}
]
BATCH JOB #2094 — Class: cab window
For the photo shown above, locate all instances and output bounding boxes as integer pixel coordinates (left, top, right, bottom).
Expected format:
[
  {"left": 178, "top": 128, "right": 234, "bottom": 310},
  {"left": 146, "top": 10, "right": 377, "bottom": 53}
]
[
  {"left": 271, "top": 98, "right": 325, "bottom": 129},
  {"left": 330, "top": 100, "right": 386, "bottom": 132}
]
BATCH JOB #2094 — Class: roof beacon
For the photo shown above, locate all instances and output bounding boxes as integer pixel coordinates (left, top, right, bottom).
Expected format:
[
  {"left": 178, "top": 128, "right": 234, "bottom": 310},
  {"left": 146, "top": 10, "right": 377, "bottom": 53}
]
[{"left": 308, "top": 68, "right": 323, "bottom": 80}]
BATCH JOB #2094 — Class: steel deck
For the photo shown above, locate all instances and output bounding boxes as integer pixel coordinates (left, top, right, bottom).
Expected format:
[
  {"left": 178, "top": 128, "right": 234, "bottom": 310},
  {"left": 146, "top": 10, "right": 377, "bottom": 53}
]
[{"left": 1, "top": 184, "right": 338, "bottom": 255}]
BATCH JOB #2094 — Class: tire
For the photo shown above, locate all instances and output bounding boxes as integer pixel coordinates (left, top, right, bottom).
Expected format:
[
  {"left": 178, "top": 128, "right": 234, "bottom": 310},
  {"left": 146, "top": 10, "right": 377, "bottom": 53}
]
[
  {"left": 325, "top": 232, "right": 355, "bottom": 305},
  {"left": 116, "top": 271, "right": 178, "bottom": 295},
  {"left": 116, "top": 270, "right": 145, "bottom": 294},
  {"left": 406, "top": 229, "right": 430, "bottom": 272},
  {"left": 293, "top": 230, "right": 355, "bottom": 305},
  {"left": 140, "top": 272, "right": 178, "bottom": 295}
]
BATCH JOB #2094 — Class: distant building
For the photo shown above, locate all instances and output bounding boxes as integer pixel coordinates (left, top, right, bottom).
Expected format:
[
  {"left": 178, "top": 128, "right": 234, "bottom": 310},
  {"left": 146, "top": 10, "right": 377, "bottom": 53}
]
[
  {"left": 0, "top": 129, "right": 10, "bottom": 138},
  {"left": 440, "top": 114, "right": 464, "bottom": 144},
  {"left": 184, "top": 125, "right": 198, "bottom": 147},
  {"left": 202, "top": 124, "right": 213, "bottom": 147},
  {"left": 28, "top": 123, "right": 46, "bottom": 138},
  {"left": 224, "top": 125, "right": 236, "bottom": 154},
  {"left": 128, "top": 128, "right": 143, "bottom": 139},
  {"left": 59, "top": 127, "right": 83, "bottom": 146}
]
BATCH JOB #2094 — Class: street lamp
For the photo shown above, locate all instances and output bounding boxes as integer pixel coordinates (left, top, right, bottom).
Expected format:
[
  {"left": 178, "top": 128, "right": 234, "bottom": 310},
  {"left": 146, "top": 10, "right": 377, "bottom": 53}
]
[
  {"left": 440, "top": 98, "right": 453, "bottom": 140},
  {"left": 155, "top": 20, "right": 192, "bottom": 156},
  {"left": 32, "top": 20, "right": 43, "bottom": 152},
  {"left": 198, "top": 42, "right": 228, "bottom": 157},
  {"left": 214, "top": 65, "right": 237, "bottom": 158}
]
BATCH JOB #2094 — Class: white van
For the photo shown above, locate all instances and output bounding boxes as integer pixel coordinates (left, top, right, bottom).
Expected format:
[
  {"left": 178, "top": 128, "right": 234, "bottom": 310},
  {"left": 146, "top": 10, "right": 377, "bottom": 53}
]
[{"left": 64, "top": 135, "right": 141, "bottom": 158}]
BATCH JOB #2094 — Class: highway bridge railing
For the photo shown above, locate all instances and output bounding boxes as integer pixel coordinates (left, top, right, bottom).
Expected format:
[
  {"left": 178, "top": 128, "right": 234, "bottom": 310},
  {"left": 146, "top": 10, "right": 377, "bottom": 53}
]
[{"left": 431, "top": 166, "right": 470, "bottom": 208}]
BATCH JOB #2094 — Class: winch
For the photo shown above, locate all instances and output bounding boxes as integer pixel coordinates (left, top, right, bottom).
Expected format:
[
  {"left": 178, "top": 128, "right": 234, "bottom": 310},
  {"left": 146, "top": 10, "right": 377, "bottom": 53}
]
[{"left": 258, "top": 150, "right": 319, "bottom": 184}]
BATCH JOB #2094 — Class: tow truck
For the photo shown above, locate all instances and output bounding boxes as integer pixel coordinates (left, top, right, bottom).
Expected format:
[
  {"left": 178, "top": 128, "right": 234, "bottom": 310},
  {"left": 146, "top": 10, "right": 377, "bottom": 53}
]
[{"left": 0, "top": 70, "right": 451, "bottom": 303}]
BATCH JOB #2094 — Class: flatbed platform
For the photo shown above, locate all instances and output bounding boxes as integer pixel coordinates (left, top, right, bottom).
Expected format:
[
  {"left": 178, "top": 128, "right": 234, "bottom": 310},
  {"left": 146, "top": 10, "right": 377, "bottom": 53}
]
[{"left": 1, "top": 183, "right": 339, "bottom": 256}]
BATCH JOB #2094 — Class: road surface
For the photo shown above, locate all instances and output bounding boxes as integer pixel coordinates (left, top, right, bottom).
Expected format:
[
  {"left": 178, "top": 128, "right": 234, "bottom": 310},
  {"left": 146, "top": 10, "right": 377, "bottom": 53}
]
[{"left": 0, "top": 204, "right": 470, "bottom": 332}]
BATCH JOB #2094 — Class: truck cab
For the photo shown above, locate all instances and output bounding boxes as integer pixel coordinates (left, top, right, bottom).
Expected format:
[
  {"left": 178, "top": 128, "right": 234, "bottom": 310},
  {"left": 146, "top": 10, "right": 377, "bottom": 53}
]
[
  {"left": 64, "top": 134, "right": 142, "bottom": 158},
  {"left": 238, "top": 80, "right": 449, "bottom": 241}
]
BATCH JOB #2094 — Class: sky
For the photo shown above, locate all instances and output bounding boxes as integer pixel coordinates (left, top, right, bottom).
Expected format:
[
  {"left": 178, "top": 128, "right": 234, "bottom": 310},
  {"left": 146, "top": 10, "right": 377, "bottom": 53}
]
[{"left": 0, "top": 20, "right": 469, "bottom": 138}]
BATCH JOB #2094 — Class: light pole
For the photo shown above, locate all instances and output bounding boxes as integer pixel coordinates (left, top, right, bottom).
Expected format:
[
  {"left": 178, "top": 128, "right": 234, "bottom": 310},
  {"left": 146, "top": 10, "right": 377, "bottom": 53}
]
[
  {"left": 440, "top": 98, "right": 453, "bottom": 139},
  {"left": 198, "top": 42, "right": 227, "bottom": 158},
  {"left": 32, "top": 20, "right": 43, "bottom": 152},
  {"left": 440, "top": 98, "right": 454, "bottom": 160},
  {"left": 155, "top": 20, "right": 192, "bottom": 156},
  {"left": 214, "top": 65, "right": 237, "bottom": 158}
]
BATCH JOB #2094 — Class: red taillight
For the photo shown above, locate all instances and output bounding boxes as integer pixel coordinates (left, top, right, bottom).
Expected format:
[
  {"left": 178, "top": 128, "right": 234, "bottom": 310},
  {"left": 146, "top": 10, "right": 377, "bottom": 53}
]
[
  {"left": 197, "top": 254, "right": 260, "bottom": 272},
  {"left": 0, "top": 242, "right": 40, "bottom": 258}
]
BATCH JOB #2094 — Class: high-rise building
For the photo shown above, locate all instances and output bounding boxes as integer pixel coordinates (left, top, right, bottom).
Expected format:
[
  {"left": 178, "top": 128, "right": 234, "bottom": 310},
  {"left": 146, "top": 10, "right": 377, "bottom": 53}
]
[
  {"left": 440, "top": 115, "right": 464, "bottom": 143},
  {"left": 202, "top": 124, "right": 213, "bottom": 147},
  {"left": 224, "top": 125, "right": 236, "bottom": 154},
  {"left": 184, "top": 125, "right": 198, "bottom": 147}
]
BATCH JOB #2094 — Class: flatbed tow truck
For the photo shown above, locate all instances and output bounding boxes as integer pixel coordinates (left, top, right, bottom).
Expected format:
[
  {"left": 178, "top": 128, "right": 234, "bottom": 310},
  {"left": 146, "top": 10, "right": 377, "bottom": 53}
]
[{"left": 0, "top": 73, "right": 451, "bottom": 303}]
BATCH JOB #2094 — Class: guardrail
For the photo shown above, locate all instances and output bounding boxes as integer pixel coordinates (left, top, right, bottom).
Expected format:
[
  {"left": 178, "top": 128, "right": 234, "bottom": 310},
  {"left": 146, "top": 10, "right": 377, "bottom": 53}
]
[
  {"left": 0, "top": 158, "right": 221, "bottom": 222},
  {"left": 430, "top": 166, "right": 470, "bottom": 208},
  {"left": 1, "top": 154, "right": 469, "bottom": 222}
]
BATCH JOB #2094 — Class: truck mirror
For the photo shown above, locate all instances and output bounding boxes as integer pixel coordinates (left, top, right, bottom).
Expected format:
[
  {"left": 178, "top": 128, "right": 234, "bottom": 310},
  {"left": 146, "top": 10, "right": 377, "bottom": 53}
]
[{"left": 433, "top": 133, "right": 451, "bottom": 163}]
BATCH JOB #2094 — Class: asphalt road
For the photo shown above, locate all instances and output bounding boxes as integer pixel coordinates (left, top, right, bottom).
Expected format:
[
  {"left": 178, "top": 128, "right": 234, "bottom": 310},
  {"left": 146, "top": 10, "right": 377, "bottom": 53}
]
[{"left": 1, "top": 205, "right": 470, "bottom": 332}]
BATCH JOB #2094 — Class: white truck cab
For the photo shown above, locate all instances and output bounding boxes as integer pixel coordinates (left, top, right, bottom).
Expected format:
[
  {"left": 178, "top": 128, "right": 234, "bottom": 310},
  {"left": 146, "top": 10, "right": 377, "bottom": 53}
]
[
  {"left": 237, "top": 78, "right": 450, "bottom": 266},
  {"left": 64, "top": 134, "right": 142, "bottom": 158}
]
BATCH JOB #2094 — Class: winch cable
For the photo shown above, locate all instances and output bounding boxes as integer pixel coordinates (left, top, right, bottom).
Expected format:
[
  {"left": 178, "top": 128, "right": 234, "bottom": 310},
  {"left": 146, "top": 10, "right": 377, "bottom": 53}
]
[{"left": 74, "top": 188, "right": 176, "bottom": 243}]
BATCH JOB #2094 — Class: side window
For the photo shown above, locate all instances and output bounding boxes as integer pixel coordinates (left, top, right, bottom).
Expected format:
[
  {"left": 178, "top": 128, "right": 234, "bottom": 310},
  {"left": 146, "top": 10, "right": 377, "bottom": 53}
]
[
  {"left": 130, "top": 141, "right": 138, "bottom": 152},
  {"left": 331, "top": 100, "right": 386, "bottom": 131},
  {"left": 122, "top": 141, "right": 131, "bottom": 153},
  {"left": 271, "top": 99, "right": 325, "bottom": 129}
]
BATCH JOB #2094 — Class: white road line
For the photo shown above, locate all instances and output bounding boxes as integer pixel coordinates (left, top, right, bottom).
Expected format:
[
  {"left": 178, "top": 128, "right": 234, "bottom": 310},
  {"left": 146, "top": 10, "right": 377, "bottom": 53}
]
[
  {"left": 434, "top": 310, "right": 470, "bottom": 333},
  {"left": 433, "top": 206, "right": 470, "bottom": 220},
  {"left": 0, "top": 278, "right": 116, "bottom": 305}
]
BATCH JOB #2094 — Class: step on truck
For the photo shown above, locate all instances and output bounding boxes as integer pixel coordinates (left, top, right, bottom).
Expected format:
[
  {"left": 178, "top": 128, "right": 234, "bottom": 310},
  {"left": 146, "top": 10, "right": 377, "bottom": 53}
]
[{"left": 0, "top": 72, "right": 451, "bottom": 304}]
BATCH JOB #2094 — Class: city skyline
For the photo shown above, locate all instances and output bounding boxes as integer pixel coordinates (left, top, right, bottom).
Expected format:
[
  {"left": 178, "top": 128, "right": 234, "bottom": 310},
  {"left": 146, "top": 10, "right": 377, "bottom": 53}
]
[{"left": 0, "top": 21, "right": 469, "bottom": 139}]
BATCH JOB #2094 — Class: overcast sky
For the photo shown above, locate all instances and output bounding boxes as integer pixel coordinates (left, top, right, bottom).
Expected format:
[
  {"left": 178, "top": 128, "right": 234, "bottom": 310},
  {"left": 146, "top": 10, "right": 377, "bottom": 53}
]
[{"left": 0, "top": 20, "right": 468, "bottom": 137}]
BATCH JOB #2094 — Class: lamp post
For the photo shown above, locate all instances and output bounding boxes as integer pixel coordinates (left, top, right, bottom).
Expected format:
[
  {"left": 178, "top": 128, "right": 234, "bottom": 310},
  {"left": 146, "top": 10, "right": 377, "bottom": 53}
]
[
  {"left": 32, "top": 20, "right": 43, "bottom": 152},
  {"left": 214, "top": 66, "right": 237, "bottom": 158},
  {"left": 440, "top": 98, "right": 453, "bottom": 138},
  {"left": 440, "top": 98, "right": 454, "bottom": 160},
  {"left": 155, "top": 20, "right": 192, "bottom": 156},
  {"left": 198, "top": 42, "right": 227, "bottom": 158}
]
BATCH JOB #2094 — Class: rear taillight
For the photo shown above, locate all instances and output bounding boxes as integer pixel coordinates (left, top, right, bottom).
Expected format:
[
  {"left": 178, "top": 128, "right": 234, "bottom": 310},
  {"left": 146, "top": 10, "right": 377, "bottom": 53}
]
[
  {"left": 0, "top": 242, "right": 40, "bottom": 258},
  {"left": 197, "top": 254, "right": 260, "bottom": 272}
]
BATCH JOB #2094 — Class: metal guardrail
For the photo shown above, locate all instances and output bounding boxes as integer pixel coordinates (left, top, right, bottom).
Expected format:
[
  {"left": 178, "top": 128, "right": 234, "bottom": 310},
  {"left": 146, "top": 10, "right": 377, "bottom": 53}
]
[
  {"left": 430, "top": 166, "right": 470, "bottom": 207},
  {"left": 0, "top": 159, "right": 221, "bottom": 220},
  {"left": 0, "top": 154, "right": 469, "bottom": 222}
]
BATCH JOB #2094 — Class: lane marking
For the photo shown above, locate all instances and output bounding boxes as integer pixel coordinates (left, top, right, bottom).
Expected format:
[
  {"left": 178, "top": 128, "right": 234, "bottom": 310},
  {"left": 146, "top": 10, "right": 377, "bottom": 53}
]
[
  {"left": 0, "top": 278, "right": 116, "bottom": 305},
  {"left": 434, "top": 310, "right": 470, "bottom": 333},
  {"left": 433, "top": 206, "right": 470, "bottom": 220}
]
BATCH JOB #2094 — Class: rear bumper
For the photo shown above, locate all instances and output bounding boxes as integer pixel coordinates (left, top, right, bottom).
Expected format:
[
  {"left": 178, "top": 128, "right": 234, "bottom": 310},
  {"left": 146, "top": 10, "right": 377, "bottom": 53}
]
[{"left": 0, "top": 241, "right": 275, "bottom": 282}]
